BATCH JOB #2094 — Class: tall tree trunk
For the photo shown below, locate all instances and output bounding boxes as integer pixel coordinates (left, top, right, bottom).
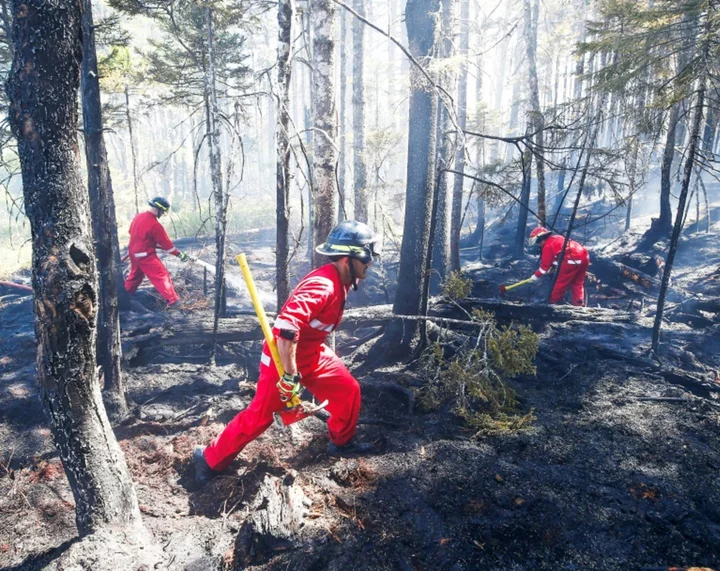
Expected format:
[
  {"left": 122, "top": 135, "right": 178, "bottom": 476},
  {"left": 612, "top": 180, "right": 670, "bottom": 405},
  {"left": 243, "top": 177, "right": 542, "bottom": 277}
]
[
  {"left": 449, "top": 0, "right": 469, "bottom": 272},
  {"left": 352, "top": 0, "right": 368, "bottom": 222},
  {"left": 311, "top": 0, "right": 338, "bottom": 267},
  {"left": 657, "top": 103, "right": 680, "bottom": 235},
  {"left": 382, "top": 0, "right": 439, "bottom": 356},
  {"left": 652, "top": 73, "right": 707, "bottom": 354},
  {"left": 276, "top": 0, "right": 293, "bottom": 308},
  {"left": 523, "top": 0, "right": 546, "bottom": 224},
  {"left": 81, "top": 0, "right": 128, "bottom": 420},
  {"left": 206, "top": 7, "right": 227, "bottom": 365},
  {"left": 514, "top": 136, "right": 533, "bottom": 258},
  {"left": 6, "top": 0, "right": 141, "bottom": 535},
  {"left": 338, "top": 7, "right": 347, "bottom": 219},
  {"left": 430, "top": 0, "right": 454, "bottom": 292},
  {"left": 125, "top": 85, "right": 141, "bottom": 214}
]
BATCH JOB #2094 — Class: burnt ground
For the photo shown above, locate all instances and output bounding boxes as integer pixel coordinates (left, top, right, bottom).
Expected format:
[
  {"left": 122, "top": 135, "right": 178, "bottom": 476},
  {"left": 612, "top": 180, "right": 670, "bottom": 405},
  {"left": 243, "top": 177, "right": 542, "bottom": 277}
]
[{"left": 1, "top": 226, "right": 720, "bottom": 570}]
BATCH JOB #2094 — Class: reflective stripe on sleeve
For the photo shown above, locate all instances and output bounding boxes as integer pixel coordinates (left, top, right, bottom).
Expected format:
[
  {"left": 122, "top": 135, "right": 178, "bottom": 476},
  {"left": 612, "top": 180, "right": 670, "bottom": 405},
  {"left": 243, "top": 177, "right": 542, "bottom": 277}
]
[
  {"left": 273, "top": 317, "right": 297, "bottom": 331},
  {"left": 310, "top": 319, "right": 334, "bottom": 332},
  {"left": 260, "top": 353, "right": 272, "bottom": 367},
  {"left": 537, "top": 267, "right": 547, "bottom": 275}
]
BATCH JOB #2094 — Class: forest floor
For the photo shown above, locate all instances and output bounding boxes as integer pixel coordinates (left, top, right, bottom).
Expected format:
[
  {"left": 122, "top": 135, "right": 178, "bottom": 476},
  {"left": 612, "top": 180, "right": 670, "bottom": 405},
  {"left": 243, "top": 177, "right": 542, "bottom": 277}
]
[{"left": 1, "top": 226, "right": 720, "bottom": 570}]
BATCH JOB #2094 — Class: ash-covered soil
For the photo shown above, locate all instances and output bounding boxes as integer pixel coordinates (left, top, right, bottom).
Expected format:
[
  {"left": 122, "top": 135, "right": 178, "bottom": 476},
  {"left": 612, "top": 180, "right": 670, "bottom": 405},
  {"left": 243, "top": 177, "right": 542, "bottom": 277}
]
[{"left": 1, "top": 227, "right": 720, "bottom": 570}]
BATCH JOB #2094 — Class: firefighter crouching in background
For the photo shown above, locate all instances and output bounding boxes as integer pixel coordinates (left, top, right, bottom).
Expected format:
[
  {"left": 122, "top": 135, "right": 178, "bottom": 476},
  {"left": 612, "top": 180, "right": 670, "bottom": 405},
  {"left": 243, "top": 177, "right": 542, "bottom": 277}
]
[
  {"left": 527, "top": 226, "right": 590, "bottom": 307},
  {"left": 125, "top": 196, "right": 191, "bottom": 307}
]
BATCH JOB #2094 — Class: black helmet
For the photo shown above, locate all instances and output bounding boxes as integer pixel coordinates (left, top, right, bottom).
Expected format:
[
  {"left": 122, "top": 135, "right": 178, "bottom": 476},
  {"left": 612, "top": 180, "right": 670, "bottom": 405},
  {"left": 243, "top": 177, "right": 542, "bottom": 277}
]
[
  {"left": 315, "top": 220, "right": 380, "bottom": 264},
  {"left": 148, "top": 196, "right": 170, "bottom": 215}
]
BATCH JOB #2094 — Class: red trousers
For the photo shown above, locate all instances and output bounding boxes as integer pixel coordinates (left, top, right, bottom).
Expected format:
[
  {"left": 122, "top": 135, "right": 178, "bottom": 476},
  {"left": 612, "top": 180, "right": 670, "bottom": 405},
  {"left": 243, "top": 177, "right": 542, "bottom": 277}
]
[
  {"left": 125, "top": 255, "right": 180, "bottom": 305},
  {"left": 550, "top": 259, "right": 589, "bottom": 306},
  {"left": 204, "top": 343, "right": 361, "bottom": 471}
]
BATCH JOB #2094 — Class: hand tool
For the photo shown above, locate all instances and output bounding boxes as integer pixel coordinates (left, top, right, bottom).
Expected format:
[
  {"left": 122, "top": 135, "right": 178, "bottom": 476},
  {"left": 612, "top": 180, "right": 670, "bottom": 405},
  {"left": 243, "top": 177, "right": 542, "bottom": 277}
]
[
  {"left": 236, "top": 253, "right": 328, "bottom": 426},
  {"left": 499, "top": 278, "right": 533, "bottom": 295}
]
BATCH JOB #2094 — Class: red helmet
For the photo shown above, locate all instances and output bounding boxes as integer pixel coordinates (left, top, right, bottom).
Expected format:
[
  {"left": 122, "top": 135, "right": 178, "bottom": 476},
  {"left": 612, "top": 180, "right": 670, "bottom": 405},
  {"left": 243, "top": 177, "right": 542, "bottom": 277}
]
[{"left": 528, "top": 226, "right": 551, "bottom": 247}]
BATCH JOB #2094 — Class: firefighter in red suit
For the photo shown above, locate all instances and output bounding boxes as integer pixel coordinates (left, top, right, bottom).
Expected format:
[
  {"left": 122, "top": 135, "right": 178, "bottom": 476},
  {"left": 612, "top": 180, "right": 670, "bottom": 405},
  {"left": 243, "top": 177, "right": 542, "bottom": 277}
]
[
  {"left": 528, "top": 226, "right": 590, "bottom": 306},
  {"left": 193, "top": 220, "right": 380, "bottom": 481},
  {"left": 125, "top": 197, "right": 190, "bottom": 306}
]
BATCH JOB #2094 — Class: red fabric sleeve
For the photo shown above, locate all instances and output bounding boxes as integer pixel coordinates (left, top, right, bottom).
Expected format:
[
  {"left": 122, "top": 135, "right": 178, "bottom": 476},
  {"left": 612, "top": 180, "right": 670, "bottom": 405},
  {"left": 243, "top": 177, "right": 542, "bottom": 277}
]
[
  {"left": 535, "top": 240, "right": 557, "bottom": 278},
  {"left": 151, "top": 220, "right": 179, "bottom": 255},
  {"left": 272, "top": 277, "right": 333, "bottom": 341}
]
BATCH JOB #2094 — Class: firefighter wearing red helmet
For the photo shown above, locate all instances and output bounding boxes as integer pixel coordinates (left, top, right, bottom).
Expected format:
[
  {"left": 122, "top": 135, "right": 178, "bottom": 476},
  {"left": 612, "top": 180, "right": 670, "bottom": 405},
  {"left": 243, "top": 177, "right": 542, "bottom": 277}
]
[
  {"left": 193, "top": 220, "right": 380, "bottom": 482},
  {"left": 124, "top": 197, "right": 190, "bottom": 306},
  {"left": 528, "top": 226, "right": 590, "bottom": 306}
]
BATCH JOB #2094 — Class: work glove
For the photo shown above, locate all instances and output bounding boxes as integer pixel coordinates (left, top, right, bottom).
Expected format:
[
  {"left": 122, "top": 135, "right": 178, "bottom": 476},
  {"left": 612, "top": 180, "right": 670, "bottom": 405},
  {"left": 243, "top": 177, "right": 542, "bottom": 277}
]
[
  {"left": 529, "top": 274, "right": 539, "bottom": 283},
  {"left": 178, "top": 251, "right": 190, "bottom": 262},
  {"left": 277, "top": 373, "right": 302, "bottom": 403}
]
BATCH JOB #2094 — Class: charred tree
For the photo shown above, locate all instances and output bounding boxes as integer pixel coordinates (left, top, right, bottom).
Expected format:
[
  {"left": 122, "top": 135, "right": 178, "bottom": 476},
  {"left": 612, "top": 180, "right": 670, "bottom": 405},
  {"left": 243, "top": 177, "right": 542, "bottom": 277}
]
[
  {"left": 381, "top": 0, "right": 439, "bottom": 356},
  {"left": 81, "top": 0, "right": 129, "bottom": 419},
  {"left": 205, "top": 6, "right": 229, "bottom": 365},
  {"left": 276, "top": 0, "right": 293, "bottom": 308},
  {"left": 311, "top": 0, "right": 338, "bottom": 267},
  {"left": 449, "top": 0, "right": 469, "bottom": 272},
  {"left": 652, "top": 71, "right": 707, "bottom": 354},
  {"left": 6, "top": 0, "right": 141, "bottom": 535},
  {"left": 352, "top": 0, "right": 368, "bottom": 222},
  {"left": 514, "top": 135, "right": 533, "bottom": 258},
  {"left": 338, "top": 7, "right": 347, "bottom": 218},
  {"left": 125, "top": 85, "right": 141, "bottom": 214},
  {"left": 430, "top": 0, "right": 454, "bottom": 294},
  {"left": 523, "top": 0, "right": 546, "bottom": 224}
]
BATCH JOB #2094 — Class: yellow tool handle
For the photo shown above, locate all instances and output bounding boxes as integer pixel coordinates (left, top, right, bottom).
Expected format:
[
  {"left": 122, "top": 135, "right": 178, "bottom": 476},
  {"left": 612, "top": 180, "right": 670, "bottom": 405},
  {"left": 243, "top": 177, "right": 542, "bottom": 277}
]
[
  {"left": 505, "top": 278, "right": 532, "bottom": 292},
  {"left": 236, "top": 254, "right": 285, "bottom": 377}
]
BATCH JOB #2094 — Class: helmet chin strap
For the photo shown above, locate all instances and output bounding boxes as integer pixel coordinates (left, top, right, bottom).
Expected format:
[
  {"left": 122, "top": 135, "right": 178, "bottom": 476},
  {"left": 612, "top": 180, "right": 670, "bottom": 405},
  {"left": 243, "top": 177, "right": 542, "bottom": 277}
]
[{"left": 348, "top": 257, "right": 358, "bottom": 291}]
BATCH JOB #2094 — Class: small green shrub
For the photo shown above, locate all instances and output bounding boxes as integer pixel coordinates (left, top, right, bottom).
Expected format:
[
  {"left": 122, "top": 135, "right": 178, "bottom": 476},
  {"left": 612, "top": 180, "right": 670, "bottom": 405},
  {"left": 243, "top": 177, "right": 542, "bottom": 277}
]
[
  {"left": 442, "top": 270, "right": 473, "bottom": 300},
  {"left": 416, "top": 312, "right": 539, "bottom": 436}
]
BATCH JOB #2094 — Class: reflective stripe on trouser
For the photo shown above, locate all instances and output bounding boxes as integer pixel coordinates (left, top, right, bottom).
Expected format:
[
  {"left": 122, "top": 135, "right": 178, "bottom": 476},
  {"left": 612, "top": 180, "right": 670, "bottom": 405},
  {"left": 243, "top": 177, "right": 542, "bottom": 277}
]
[
  {"left": 550, "top": 259, "right": 589, "bottom": 306},
  {"left": 124, "top": 255, "right": 180, "bottom": 304},
  {"left": 203, "top": 343, "right": 361, "bottom": 471}
]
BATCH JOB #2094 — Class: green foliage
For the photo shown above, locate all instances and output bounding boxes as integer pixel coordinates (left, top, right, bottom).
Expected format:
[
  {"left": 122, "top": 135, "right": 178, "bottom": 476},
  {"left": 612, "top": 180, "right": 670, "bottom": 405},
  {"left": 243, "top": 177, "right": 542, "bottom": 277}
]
[
  {"left": 441, "top": 270, "right": 473, "bottom": 300},
  {"left": 416, "top": 312, "right": 539, "bottom": 436}
]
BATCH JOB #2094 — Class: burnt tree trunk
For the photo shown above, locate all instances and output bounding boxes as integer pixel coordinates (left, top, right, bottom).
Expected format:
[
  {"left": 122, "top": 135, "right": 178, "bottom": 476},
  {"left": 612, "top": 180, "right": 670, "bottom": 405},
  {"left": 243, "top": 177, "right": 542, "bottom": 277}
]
[
  {"left": 311, "top": 0, "right": 338, "bottom": 268},
  {"left": 430, "top": 0, "right": 454, "bottom": 294},
  {"left": 381, "top": 0, "right": 439, "bottom": 356},
  {"left": 523, "top": 0, "right": 546, "bottom": 224},
  {"left": 514, "top": 135, "right": 533, "bottom": 258},
  {"left": 205, "top": 7, "right": 228, "bottom": 364},
  {"left": 449, "top": 0, "right": 469, "bottom": 271},
  {"left": 352, "top": 0, "right": 368, "bottom": 222},
  {"left": 652, "top": 72, "right": 707, "bottom": 354},
  {"left": 6, "top": 0, "right": 141, "bottom": 535},
  {"left": 81, "top": 0, "right": 128, "bottom": 420},
  {"left": 125, "top": 85, "right": 140, "bottom": 214},
  {"left": 276, "top": 0, "right": 293, "bottom": 308},
  {"left": 338, "top": 7, "right": 347, "bottom": 218}
]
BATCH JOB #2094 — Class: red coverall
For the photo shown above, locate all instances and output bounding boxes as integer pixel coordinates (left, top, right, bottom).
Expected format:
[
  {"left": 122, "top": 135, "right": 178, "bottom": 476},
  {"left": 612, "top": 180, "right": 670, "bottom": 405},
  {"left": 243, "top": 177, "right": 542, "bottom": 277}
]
[
  {"left": 534, "top": 234, "right": 590, "bottom": 306},
  {"left": 124, "top": 211, "right": 181, "bottom": 304},
  {"left": 203, "top": 263, "right": 361, "bottom": 471}
]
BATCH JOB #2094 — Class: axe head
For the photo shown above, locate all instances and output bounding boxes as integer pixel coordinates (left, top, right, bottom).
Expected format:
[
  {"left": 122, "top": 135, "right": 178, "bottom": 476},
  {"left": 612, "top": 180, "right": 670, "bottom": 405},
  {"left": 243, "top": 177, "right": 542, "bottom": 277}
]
[
  {"left": 274, "top": 399, "right": 329, "bottom": 427},
  {"left": 499, "top": 285, "right": 507, "bottom": 295}
]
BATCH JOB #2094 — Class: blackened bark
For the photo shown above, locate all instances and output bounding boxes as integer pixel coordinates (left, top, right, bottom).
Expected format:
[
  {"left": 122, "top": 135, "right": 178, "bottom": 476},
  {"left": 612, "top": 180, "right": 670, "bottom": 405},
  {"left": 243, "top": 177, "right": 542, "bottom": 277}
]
[
  {"left": 6, "top": 0, "right": 141, "bottom": 535},
  {"left": 523, "top": 0, "right": 546, "bottom": 224},
  {"left": 514, "top": 135, "right": 532, "bottom": 258},
  {"left": 338, "top": 8, "right": 347, "bottom": 218},
  {"left": 124, "top": 85, "right": 140, "bottom": 214},
  {"left": 652, "top": 75, "right": 706, "bottom": 354},
  {"left": 311, "top": 0, "right": 338, "bottom": 268},
  {"left": 205, "top": 7, "right": 228, "bottom": 365},
  {"left": 276, "top": 0, "right": 293, "bottom": 308},
  {"left": 449, "top": 0, "right": 469, "bottom": 272},
  {"left": 382, "top": 0, "right": 439, "bottom": 356},
  {"left": 352, "top": 0, "right": 368, "bottom": 222},
  {"left": 81, "top": 0, "right": 128, "bottom": 419}
]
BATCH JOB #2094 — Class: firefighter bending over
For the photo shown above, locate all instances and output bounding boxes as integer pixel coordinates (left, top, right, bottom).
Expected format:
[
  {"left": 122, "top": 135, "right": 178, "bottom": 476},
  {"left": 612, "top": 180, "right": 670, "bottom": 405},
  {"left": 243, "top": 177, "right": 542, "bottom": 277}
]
[
  {"left": 125, "top": 197, "right": 190, "bottom": 307},
  {"left": 193, "top": 220, "right": 380, "bottom": 482},
  {"left": 528, "top": 226, "right": 590, "bottom": 306}
]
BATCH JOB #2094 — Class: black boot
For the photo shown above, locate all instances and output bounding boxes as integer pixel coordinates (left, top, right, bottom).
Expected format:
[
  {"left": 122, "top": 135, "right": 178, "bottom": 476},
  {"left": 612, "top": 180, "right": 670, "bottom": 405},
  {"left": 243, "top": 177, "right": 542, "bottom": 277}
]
[
  {"left": 327, "top": 439, "right": 376, "bottom": 457},
  {"left": 193, "top": 447, "right": 217, "bottom": 482}
]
